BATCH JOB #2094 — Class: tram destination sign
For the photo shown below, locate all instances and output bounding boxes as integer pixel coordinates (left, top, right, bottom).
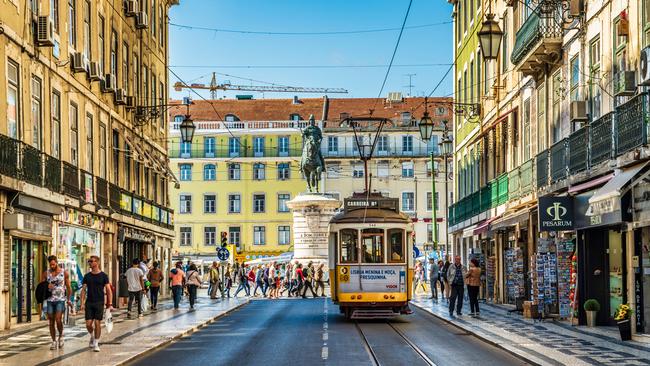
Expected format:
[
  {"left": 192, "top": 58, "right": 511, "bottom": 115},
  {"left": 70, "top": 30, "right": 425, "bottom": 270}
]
[
  {"left": 344, "top": 197, "right": 398, "bottom": 212},
  {"left": 538, "top": 196, "right": 574, "bottom": 231},
  {"left": 338, "top": 265, "right": 406, "bottom": 293}
]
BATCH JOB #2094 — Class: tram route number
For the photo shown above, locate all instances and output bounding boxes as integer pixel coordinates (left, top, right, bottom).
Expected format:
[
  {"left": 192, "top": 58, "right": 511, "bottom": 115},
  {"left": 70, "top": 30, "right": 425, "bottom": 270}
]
[{"left": 339, "top": 266, "right": 350, "bottom": 283}]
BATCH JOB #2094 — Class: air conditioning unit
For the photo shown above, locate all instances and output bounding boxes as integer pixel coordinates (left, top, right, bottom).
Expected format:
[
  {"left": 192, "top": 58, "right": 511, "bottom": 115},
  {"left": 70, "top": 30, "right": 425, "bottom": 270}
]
[
  {"left": 114, "top": 89, "right": 127, "bottom": 105},
  {"left": 569, "top": 0, "right": 584, "bottom": 16},
  {"left": 71, "top": 52, "right": 88, "bottom": 73},
  {"left": 136, "top": 12, "right": 148, "bottom": 29},
  {"left": 37, "top": 16, "right": 54, "bottom": 46},
  {"left": 135, "top": 106, "right": 147, "bottom": 119},
  {"left": 125, "top": 95, "right": 136, "bottom": 109},
  {"left": 570, "top": 101, "right": 587, "bottom": 122},
  {"left": 88, "top": 61, "right": 101, "bottom": 81},
  {"left": 640, "top": 47, "right": 650, "bottom": 86},
  {"left": 102, "top": 73, "right": 116, "bottom": 93},
  {"left": 614, "top": 71, "right": 636, "bottom": 97},
  {"left": 125, "top": 0, "right": 138, "bottom": 16}
]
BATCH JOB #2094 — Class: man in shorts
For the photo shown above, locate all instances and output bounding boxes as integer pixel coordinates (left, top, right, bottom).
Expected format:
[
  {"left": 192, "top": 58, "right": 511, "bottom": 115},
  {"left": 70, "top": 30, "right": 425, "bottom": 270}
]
[
  {"left": 80, "top": 255, "right": 112, "bottom": 352},
  {"left": 42, "top": 255, "right": 72, "bottom": 350}
]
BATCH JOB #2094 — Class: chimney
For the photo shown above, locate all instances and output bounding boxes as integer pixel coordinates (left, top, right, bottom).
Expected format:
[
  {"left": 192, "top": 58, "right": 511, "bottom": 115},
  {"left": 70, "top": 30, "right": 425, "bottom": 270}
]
[
  {"left": 292, "top": 96, "right": 300, "bottom": 104},
  {"left": 321, "top": 95, "right": 329, "bottom": 123}
]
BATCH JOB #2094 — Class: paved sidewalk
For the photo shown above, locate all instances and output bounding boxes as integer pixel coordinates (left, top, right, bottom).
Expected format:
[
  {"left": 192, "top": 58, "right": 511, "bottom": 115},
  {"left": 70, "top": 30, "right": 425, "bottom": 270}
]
[
  {"left": 411, "top": 294, "right": 650, "bottom": 366},
  {"left": 0, "top": 292, "right": 248, "bottom": 366}
]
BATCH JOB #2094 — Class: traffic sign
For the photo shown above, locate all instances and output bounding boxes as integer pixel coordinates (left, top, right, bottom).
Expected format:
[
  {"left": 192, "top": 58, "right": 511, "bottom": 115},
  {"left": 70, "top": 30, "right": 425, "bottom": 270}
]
[{"left": 217, "top": 247, "right": 230, "bottom": 261}]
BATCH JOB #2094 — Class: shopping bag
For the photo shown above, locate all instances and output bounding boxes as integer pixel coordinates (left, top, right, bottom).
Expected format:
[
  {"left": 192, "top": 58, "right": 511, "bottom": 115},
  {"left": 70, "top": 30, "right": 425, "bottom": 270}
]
[
  {"left": 104, "top": 308, "right": 113, "bottom": 333},
  {"left": 141, "top": 293, "right": 150, "bottom": 312}
]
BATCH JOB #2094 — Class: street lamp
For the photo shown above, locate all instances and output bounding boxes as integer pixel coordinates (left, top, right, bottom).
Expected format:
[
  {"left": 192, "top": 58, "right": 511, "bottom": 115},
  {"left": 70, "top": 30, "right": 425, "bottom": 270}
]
[
  {"left": 418, "top": 110, "right": 434, "bottom": 142},
  {"left": 478, "top": 14, "right": 503, "bottom": 61},
  {"left": 179, "top": 98, "right": 196, "bottom": 143},
  {"left": 418, "top": 97, "right": 438, "bottom": 256}
]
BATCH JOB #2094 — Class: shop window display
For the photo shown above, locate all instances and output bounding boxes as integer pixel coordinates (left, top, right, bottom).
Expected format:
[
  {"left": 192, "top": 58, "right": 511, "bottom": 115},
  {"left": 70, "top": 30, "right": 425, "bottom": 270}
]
[
  {"left": 57, "top": 226, "right": 101, "bottom": 308},
  {"left": 505, "top": 247, "right": 525, "bottom": 305}
]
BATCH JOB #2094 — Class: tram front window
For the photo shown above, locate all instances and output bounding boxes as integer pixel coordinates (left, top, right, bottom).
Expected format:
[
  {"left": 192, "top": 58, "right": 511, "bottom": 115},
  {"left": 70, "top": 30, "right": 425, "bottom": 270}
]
[
  {"left": 340, "top": 229, "right": 358, "bottom": 263},
  {"left": 362, "top": 229, "right": 384, "bottom": 263},
  {"left": 387, "top": 229, "right": 404, "bottom": 263}
]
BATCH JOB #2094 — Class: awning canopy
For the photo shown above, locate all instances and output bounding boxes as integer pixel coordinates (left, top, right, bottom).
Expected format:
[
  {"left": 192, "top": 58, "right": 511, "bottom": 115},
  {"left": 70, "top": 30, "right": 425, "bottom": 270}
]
[
  {"left": 490, "top": 207, "right": 530, "bottom": 231},
  {"left": 473, "top": 217, "right": 498, "bottom": 236},
  {"left": 588, "top": 162, "right": 649, "bottom": 216},
  {"left": 462, "top": 224, "right": 479, "bottom": 238}
]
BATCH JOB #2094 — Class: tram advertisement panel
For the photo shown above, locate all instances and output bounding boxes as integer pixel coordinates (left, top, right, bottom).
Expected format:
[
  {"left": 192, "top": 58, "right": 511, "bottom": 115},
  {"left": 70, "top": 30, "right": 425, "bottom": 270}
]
[{"left": 338, "top": 265, "right": 406, "bottom": 293}]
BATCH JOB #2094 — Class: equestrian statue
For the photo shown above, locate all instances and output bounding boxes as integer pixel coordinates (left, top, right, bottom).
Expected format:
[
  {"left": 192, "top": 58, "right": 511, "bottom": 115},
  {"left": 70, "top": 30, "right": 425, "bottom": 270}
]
[{"left": 300, "top": 114, "right": 326, "bottom": 193}]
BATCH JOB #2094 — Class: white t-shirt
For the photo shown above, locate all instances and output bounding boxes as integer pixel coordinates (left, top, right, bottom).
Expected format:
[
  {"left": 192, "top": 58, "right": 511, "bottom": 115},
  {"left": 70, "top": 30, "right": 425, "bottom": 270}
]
[{"left": 125, "top": 267, "right": 143, "bottom": 292}]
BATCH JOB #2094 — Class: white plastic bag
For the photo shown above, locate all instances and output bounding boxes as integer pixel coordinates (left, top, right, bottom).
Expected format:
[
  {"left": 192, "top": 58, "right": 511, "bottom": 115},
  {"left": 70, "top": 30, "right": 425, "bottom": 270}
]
[
  {"left": 141, "top": 293, "right": 149, "bottom": 312},
  {"left": 104, "top": 308, "right": 113, "bottom": 333}
]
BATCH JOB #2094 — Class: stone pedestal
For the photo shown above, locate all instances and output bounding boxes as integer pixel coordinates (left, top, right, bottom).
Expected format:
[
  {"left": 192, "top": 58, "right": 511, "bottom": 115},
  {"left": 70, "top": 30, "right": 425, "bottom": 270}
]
[{"left": 286, "top": 194, "right": 341, "bottom": 263}]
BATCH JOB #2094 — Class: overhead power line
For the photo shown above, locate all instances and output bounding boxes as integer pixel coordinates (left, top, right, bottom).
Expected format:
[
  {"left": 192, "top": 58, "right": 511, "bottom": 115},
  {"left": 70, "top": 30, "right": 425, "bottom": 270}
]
[
  {"left": 169, "top": 21, "right": 452, "bottom": 36},
  {"left": 169, "top": 63, "right": 453, "bottom": 69}
]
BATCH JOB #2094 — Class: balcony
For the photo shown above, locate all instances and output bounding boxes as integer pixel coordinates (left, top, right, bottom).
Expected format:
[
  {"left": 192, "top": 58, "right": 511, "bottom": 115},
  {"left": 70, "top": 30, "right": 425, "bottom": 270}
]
[
  {"left": 510, "top": 5, "right": 563, "bottom": 77},
  {"left": 508, "top": 167, "right": 521, "bottom": 200},
  {"left": 0, "top": 135, "right": 19, "bottom": 178},
  {"left": 536, "top": 149, "right": 550, "bottom": 189},
  {"left": 81, "top": 170, "right": 93, "bottom": 203},
  {"left": 96, "top": 177, "right": 109, "bottom": 207},
  {"left": 550, "top": 138, "right": 568, "bottom": 182},
  {"left": 20, "top": 144, "right": 43, "bottom": 187},
  {"left": 62, "top": 162, "right": 80, "bottom": 198},
  {"left": 449, "top": 174, "right": 510, "bottom": 228},
  {"left": 43, "top": 154, "right": 61, "bottom": 192},
  {"left": 169, "top": 147, "right": 303, "bottom": 159},
  {"left": 568, "top": 126, "right": 589, "bottom": 174},
  {"left": 615, "top": 93, "right": 648, "bottom": 156},
  {"left": 590, "top": 112, "right": 614, "bottom": 166},
  {"left": 109, "top": 183, "right": 121, "bottom": 210},
  {"left": 520, "top": 159, "right": 534, "bottom": 195}
]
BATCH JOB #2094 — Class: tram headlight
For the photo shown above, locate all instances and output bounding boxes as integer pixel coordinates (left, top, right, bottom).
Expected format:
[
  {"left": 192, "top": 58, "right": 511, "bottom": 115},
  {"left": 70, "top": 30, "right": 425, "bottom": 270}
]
[
  {"left": 384, "top": 295, "right": 389, "bottom": 299},
  {"left": 390, "top": 295, "right": 395, "bottom": 299},
  {"left": 357, "top": 294, "right": 362, "bottom": 300},
  {"left": 351, "top": 295, "right": 356, "bottom": 300}
]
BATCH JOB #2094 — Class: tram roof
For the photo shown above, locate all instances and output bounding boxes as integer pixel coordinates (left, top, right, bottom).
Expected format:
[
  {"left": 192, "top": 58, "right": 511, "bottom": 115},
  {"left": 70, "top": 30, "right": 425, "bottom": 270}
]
[{"left": 330, "top": 192, "right": 411, "bottom": 224}]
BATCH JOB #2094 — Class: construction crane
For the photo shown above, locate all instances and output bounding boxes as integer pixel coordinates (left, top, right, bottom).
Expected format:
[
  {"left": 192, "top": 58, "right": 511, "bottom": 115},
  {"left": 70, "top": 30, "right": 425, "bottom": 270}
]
[{"left": 173, "top": 72, "right": 348, "bottom": 99}]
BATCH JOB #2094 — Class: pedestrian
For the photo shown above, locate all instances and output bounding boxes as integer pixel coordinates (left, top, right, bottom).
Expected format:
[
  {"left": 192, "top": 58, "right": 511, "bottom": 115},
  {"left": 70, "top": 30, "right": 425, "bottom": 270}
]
[
  {"left": 447, "top": 255, "right": 468, "bottom": 317},
  {"left": 125, "top": 258, "right": 145, "bottom": 318},
  {"left": 209, "top": 261, "right": 222, "bottom": 299},
  {"left": 302, "top": 262, "right": 317, "bottom": 298},
  {"left": 247, "top": 264, "right": 256, "bottom": 292},
  {"left": 413, "top": 261, "right": 426, "bottom": 294},
  {"left": 267, "top": 262, "right": 277, "bottom": 299},
  {"left": 139, "top": 257, "right": 150, "bottom": 278},
  {"left": 169, "top": 261, "right": 186, "bottom": 309},
  {"left": 42, "top": 255, "right": 72, "bottom": 350},
  {"left": 442, "top": 256, "right": 451, "bottom": 300},
  {"left": 314, "top": 263, "right": 325, "bottom": 297},
  {"left": 253, "top": 265, "right": 266, "bottom": 297},
  {"left": 79, "top": 255, "right": 112, "bottom": 352},
  {"left": 146, "top": 262, "right": 163, "bottom": 310},
  {"left": 224, "top": 264, "right": 233, "bottom": 298},
  {"left": 466, "top": 258, "right": 482, "bottom": 317},
  {"left": 284, "top": 263, "right": 293, "bottom": 297},
  {"left": 437, "top": 260, "right": 446, "bottom": 299},
  {"left": 233, "top": 264, "right": 250, "bottom": 297},
  {"left": 428, "top": 258, "right": 439, "bottom": 300},
  {"left": 185, "top": 264, "right": 202, "bottom": 310},
  {"left": 295, "top": 263, "right": 304, "bottom": 296}
]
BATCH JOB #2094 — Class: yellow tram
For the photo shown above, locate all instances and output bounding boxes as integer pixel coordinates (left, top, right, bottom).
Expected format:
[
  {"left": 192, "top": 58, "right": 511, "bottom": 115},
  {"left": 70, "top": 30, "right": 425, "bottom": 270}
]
[{"left": 328, "top": 192, "right": 414, "bottom": 319}]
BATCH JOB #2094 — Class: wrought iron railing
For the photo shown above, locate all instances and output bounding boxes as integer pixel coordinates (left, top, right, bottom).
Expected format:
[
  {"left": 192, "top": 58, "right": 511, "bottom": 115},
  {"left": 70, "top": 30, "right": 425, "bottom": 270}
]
[
  {"left": 550, "top": 138, "right": 568, "bottom": 182},
  {"left": 21, "top": 144, "right": 43, "bottom": 186},
  {"left": 511, "top": 5, "right": 563, "bottom": 65},
  {"left": 96, "top": 177, "right": 109, "bottom": 207},
  {"left": 109, "top": 183, "right": 121, "bottom": 210},
  {"left": 615, "top": 93, "right": 648, "bottom": 156},
  {"left": 520, "top": 159, "right": 534, "bottom": 194},
  {"left": 0, "top": 135, "right": 19, "bottom": 178},
  {"left": 508, "top": 167, "right": 521, "bottom": 200},
  {"left": 568, "top": 126, "right": 589, "bottom": 174},
  {"left": 590, "top": 112, "right": 614, "bottom": 166},
  {"left": 80, "top": 170, "right": 93, "bottom": 203},
  {"left": 497, "top": 174, "right": 509, "bottom": 205},
  {"left": 43, "top": 154, "right": 61, "bottom": 192},
  {"left": 62, "top": 162, "right": 80, "bottom": 198},
  {"left": 536, "top": 149, "right": 549, "bottom": 188}
]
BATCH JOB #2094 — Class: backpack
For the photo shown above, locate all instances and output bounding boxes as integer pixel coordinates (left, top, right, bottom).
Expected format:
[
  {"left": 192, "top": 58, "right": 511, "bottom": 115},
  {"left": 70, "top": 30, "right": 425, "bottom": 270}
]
[{"left": 35, "top": 280, "right": 50, "bottom": 304}]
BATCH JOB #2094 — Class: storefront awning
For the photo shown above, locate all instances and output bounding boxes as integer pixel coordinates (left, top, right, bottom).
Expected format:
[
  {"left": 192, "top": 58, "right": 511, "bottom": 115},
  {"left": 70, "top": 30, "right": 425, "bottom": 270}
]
[
  {"left": 462, "top": 224, "right": 479, "bottom": 238},
  {"left": 568, "top": 173, "right": 613, "bottom": 194},
  {"left": 588, "top": 162, "right": 649, "bottom": 216},
  {"left": 490, "top": 207, "right": 530, "bottom": 231},
  {"left": 473, "top": 217, "right": 497, "bottom": 236}
]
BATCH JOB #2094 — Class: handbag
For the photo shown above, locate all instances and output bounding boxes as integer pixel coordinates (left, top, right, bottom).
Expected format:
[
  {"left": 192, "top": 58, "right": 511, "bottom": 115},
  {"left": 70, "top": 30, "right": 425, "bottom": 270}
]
[{"left": 104, "top": 308, "right": 113, "bottom": 333}]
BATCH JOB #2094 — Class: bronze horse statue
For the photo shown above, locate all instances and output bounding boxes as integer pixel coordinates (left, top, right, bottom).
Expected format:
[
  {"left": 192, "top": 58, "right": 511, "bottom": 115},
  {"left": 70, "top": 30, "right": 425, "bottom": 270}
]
[{"left": 300, "top": 137, "right": 324, "bottom": 193}]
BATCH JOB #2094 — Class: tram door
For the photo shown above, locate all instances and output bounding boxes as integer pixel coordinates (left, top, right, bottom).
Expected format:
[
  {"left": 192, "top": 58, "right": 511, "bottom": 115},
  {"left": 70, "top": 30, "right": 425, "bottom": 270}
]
[{"left": 361, "top": 229, "right": 384, "bottom": 263}]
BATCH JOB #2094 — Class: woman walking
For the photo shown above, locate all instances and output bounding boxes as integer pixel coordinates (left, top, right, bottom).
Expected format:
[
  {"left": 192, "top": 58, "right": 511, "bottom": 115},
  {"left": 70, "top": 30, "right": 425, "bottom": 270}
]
[
  {"left": 466, "top": 258, "right": 482, "bottom": 317},
  {"left": 413, "top": 261, "right": 426, "bottom": 295},
  {"left": 185, "top": 264, "right": 202, "bottom": 310},
  {"left": 267, "top": 263, "right": 276, "bottom": 299},
  {"left": 224, "top": 264, "right": 233, "bottom": 298},
  {"left": 437, "top": 260, "right": 446, "bottom": 301},
  {"left": 146, "top": 262, "right": 163, "bottom": 310}
]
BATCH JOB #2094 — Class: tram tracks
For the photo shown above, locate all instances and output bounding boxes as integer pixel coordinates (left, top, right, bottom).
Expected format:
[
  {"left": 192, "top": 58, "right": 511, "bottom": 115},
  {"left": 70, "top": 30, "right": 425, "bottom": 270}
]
[{"left": 354, "top": 320, "right": 437, "bottom": 366}]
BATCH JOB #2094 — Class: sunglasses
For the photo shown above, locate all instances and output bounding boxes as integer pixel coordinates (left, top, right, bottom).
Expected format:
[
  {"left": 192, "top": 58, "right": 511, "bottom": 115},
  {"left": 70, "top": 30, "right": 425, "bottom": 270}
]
[{"left": 87, "top": 260, "right": 97, "bottom": 264}]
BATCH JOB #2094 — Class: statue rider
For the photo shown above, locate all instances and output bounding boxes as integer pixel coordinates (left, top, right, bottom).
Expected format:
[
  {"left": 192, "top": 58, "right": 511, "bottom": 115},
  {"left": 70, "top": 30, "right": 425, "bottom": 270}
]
[{"left": 302, "top": 114, "right": 326, "bottom": 170}]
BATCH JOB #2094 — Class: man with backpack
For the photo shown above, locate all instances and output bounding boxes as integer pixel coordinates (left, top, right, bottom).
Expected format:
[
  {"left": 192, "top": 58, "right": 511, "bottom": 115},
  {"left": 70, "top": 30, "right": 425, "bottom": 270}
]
[
  {"left": 40, "top": 255, "right": 72, "bottom": 350},
  {"left": 209, "top": 261, "right": 222, "bottom": 299},
  {"left": 302, "top": 262, "right": 317, "bottom": 298}
]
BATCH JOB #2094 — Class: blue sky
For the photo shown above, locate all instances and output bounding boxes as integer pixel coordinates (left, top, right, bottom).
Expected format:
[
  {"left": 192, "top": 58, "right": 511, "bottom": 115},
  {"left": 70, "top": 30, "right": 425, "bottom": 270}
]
[{"left": 168, "top": 0, "right": 453, "bottom": 100}]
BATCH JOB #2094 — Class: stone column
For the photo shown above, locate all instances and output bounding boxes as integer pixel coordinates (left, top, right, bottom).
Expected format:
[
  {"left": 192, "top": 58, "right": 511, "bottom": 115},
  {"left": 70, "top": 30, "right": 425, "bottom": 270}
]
[{"left": 286, "top": 194, "right": 341, "bottom": 263}]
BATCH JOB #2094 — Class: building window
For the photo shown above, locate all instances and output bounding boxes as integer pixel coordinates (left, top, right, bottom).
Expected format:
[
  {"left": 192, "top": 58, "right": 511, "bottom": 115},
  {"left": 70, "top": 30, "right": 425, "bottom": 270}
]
[
  {"left": 290, "top": 114, "right": 300, "bottom": 121},
  {"left": 30, "top": 76, "right": 42, "bottom": 149},
  {"left": 110, "top": 30, "right": 117, "bottom": 78},
  {"left": 436, "top": 107, "right": 446, "bottom": 115},
  {"left": 402, "top": 135, "right": 413, "bottom": 153},
  {"left": 401, "top": 192, "right": 414, "bottom": 212},
  {"left": 123, "top": 144, "right": 131, "bottom": 189},
  {"left": 229, "top": 137, "right": 240, "bottom": 156},
  {"left": 204, "top": 194, "right": 216, "bottom": 213},
  {"left": 228, "top": 194, "right": 241, "bottom": 213},
  {"left": 83, "top": 0, "right": 90, "bottom": 56},
  {"left": 112, "top": 129, "right": 119, "bottom": 183},
  {"left": 277, "top": 163, "right": 290, "bottom": 180},
  {"left": 204, "top": 137, "right": 215, "bottom": 157},
  {"left": 352, "top": 162, "right": 364, "bottom": 178},
  {"left": 68, "top": 0, "right": 76, "bottom": 48},
  {"left": 551, "top": 71, "right": 561, "bottom": 143},
  {"left": 523, "top": 98, "right": 531, "bottom": 161},
  {"left": 151, "top": 0, "right": 156, "bottom": 37},
  {"left": 7, "top": 60, "right": 20, "bottom": 139},
  {"left": 180, "top": 227, "right": 192, "bottom": 246},
  {"left": 426, "top": 192, "right": 439, "bottom": 211},
  {"left": 377, "top": 160, "right": 389, "bottom": 177},
  {"left": 180, "top": 194, "right": 192, "bottom": 214},
  {"left": 203, "top": 164, "right": 216, "bottom": 181},
  {"left": 159, "top": 5, "right": 164, "bottom": 47},
  {"left": 180, "top": 141, "right": 191, "bottom": 157},
  {"left": 179, "top": 164, "right": 192, "bottom": 181},
  {"left": 327, "top": 136, "right": 338, "bottom": 154},
  {"left": 204, "top": 227, "right": 216, "bottom": 246},
  {"left": 122, "top": 42, "right": 128, "bottom": 93},
  {"left": 278, "top": 193, "right": 290, "bottom": 212},
  {"left": 51, "top": 0, "right": 59, "bottom": 33},
  {"left": 589, "top": 37, "right": 601, "bottom": 120},
  {"left": 253, "top": 226, "right": 266, "bottom": 245},
  {"left": 401, "top": 161, "right": 414, "bottom": 178},
  {"left": 278, "top": 136, "right": 289, "bottom": 156},
  {"left": 428, "top": 135, "right": 440, "bottom": 155},
  {"left": 253, "top": 163, "right": 265, "bottom": 180},
  {"left": 537, "top": 83, "right": 546, "bottom": 151},
  {"left": 254, "top": 136, "right": 265, "bottom": 157},
  {"left": 51, "top": 91, "right": 61, "bottom": 158},
  {"left": 501, "top": 15, "right": 508, "bottom": 74},
  {"left": 377, "top": 135, "right": 388, "bottom": 154},
  {"left": 85, "top": 113, "right": 93, "bottom": 172},
  {"left": 69, "top": 103, "right": 78, "bottom": 165},
  {"left": 228, "top": 163, "right": 241, "bottom": 180},
  {"left": 142, "top": 64, "right": 148, "bottom": 106},
  {"left": 570, "top": 55, "right": 580, "bottom": 101},
  {"left": 278, "top": 226, "right": 290, "bottom": 245},
  {"left": 98, "top": 15, "right": 105, "bottom": 75},
  {"left": 401, "top": 111, "right": 412, "bottom": 124},
  {"left": 225, "top": 114, "right": 239, "bottom": 122},
  {"left": 229, "top": 227, "right": 241, "bottom": 247},
  {"left": 327, "top": 163, "right": 340, "bottom": 178},
  {"left": 253, "top": 194, "right": 265, "bottom": 213}
]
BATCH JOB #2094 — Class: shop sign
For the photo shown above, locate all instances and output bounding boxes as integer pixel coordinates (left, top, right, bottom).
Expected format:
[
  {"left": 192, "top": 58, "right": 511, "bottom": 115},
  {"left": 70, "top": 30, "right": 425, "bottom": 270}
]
[
  {"left": 119, "top": 226, "right": 154, "bottom": 242},
  {"left": 120, "top": 193, "right": 132, "bottom": 212},
  {"left": 635, "top": 274, "right": 644, "bottom": 331},
  {"left": 14, "top": 211, "right": 52, "bottom": 236},
  {"left": 633, "top": 182, "right": 650, "bottom": 222},
  {"left": 60, "top": 208, "right": 105, "bottom": 231},
  {"left": 132, "top": 198, "right": 143, "bottom": 216},
  {"left": 161, "top": 210, "right": 168, "bottom": 224},
  {"left": 575, "top": 192, "right": 623, "bottom": 229},
  {"left": 538, "top": 196, "right": 574, "bottom": 231},
  {"left": 143, "top": 202, "right": 152, "bottom": 219},
  {"left": 83, "top": 173, "right": 93, "bottom": 203},
  {"left": 152, "top": 206, "right": 160, "bottom": 222}
]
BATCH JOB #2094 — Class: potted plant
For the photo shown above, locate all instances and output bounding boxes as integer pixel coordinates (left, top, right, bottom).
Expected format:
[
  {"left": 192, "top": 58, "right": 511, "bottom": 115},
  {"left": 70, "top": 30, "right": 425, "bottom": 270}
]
[
  {"left": 614, "top": 304, "right": 633, "bottom": 341},
  {"left": 583, "top": 299, "right": 600, "bottom": 327}
]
